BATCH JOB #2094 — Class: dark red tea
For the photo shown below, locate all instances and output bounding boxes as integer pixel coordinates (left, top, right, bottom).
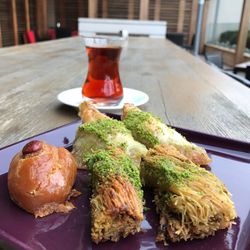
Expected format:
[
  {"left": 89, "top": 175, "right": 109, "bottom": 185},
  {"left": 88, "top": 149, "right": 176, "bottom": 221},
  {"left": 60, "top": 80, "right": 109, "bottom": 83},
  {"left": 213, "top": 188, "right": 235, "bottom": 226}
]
[{"left": 82, "top": 46, "right": 123, "bottom": 104}]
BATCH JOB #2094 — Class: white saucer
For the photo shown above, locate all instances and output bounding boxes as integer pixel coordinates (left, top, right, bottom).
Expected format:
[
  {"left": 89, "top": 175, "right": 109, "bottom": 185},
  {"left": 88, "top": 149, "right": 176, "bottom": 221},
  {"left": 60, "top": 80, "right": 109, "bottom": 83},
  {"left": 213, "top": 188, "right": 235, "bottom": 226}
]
[{"left": 57, "top": 87, "right": 149, "bottom": 113}]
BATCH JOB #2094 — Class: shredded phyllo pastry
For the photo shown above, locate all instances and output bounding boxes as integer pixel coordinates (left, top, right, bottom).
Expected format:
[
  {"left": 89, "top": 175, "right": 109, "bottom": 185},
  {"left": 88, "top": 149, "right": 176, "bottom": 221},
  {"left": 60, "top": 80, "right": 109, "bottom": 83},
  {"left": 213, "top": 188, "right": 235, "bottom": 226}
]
[
  {"left": 86, "top": 148, "right": 144, "bottom": 243},
  {"left": 141, "top": 145, "right": 237, "bottom": 244},
  {"left": 72, "top": 101, "right": 236, "bottom": 245},
  {"left": 72, "top": 102, "right": 147, "bottom": 168},
  {"left": 122, "top": 104, "right": 211, "bottom": 165}
]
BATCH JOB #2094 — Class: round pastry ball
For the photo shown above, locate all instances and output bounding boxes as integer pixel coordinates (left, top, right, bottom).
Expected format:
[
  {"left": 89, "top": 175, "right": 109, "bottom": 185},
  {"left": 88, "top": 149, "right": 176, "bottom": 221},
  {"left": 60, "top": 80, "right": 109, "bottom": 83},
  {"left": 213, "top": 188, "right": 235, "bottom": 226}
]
[{"left": 8, "top": 140, "right": 78, "bottom": 217}]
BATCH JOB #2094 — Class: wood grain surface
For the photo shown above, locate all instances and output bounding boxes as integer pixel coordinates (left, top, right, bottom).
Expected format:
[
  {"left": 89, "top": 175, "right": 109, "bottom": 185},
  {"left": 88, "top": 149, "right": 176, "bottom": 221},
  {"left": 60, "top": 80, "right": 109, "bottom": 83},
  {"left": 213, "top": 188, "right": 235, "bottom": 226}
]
[{"left": 0, "top": 36, "right": 250, "bottom": 148}]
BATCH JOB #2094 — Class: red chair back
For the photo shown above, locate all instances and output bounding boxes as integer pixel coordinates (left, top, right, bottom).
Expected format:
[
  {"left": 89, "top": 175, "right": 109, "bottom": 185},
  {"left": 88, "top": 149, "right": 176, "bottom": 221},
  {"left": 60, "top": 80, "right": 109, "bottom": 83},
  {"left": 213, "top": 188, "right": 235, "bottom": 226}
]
[
  {"left": 71, "top": 31, "right": 79, "bottom": 37},
  {"left": 25, "top": 31, "right": 36, "bottom": 43},
  {"left": 48, "top": 29, "right": 56, "bottom": 40}
]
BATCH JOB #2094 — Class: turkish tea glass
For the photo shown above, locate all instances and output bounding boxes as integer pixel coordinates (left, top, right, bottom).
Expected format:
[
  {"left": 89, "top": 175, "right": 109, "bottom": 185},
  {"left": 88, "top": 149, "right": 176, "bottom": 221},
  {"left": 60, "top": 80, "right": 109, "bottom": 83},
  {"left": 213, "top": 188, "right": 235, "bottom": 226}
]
[{"left": 82, "top": 35, "right": 126, "bottom": 106}]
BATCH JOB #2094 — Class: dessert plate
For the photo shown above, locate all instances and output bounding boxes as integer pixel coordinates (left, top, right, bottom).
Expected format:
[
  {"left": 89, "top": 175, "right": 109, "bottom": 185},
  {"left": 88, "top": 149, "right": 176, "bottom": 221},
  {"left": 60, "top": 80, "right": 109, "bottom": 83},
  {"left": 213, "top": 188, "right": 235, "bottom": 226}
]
[
  {"left": 0, "top": 120, "right": 250, "bottom": 250},
  {"left": 57, "top": 87, "right": 149, "bottom": 112}
]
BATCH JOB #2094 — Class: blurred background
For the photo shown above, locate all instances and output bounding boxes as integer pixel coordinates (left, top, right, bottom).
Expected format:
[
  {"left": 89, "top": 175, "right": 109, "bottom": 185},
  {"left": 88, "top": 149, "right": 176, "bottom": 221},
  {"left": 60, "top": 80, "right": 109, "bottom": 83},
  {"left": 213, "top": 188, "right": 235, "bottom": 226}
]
[{"left": 0, "top": 0, "right": 249, "bottom": 68}]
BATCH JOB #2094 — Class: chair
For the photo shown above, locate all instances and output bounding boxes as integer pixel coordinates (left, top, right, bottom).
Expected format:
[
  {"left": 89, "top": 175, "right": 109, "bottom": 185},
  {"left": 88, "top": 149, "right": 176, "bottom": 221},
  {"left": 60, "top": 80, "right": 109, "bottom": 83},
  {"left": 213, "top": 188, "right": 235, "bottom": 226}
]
[
  {"left": 183, "top": 34, "right": 195, "bottom": 51},
  {"left": 205, "top": 52, "right": 223, "bottom": 69},
  {"left": 167, "top": 33, "right": 195, "bottom": 51},
  {"left": 48, "top": 28, "right": 56, "bottom": 40},
  {"left": 245, "top": 66, "right": 250, "bottom": 81},
  {"left": 24, "top": 30, "right": 36, "bottom": 44},
  {"left": 166, "top": 33, "right": 184, "bottom": 47},
  {"left": 71, "top": 31, "right": 79, "bottom": 37},
  {"left": 56, "top": 28, "right": 71, "bottom": 39}
]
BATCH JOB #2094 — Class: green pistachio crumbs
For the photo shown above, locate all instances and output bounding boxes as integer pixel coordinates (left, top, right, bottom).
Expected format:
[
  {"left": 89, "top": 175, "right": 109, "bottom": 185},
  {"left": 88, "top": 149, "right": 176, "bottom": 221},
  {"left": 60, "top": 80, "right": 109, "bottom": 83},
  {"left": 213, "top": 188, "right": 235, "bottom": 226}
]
[
  {"left": 163, "top": 156, "right": 207, "bottom": 176},
  {"left": 86, "top": 149, "right": 143, "bottom": 199},
  {"left": 143, "top": 154, "right": 215, "bottom": 190},
  {"left": 123, "top": 110, "right": 160, "bottom": 148},
  {"left": 142, "top": 156, "right": 197, "bottom": 190},
  {"left": 79, "top": 119, "right": 130, "bottom": 143}
]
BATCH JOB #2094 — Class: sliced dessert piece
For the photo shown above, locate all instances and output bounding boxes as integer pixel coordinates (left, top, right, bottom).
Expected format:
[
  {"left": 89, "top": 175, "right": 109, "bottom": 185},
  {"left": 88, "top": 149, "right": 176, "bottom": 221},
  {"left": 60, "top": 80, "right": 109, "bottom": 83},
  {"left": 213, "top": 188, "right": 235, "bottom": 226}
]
[
  {"left": 122, "top": 104, "right": 211, "bottom": 165},
  {"left": 72, "top": 102, "right": 147, "bottom": 168},
  {"left": 141, "top": 145, "right": 236, "bottom": 243},
  {"left": 86, "top": 148, "right": 144, "bottom": 243}
]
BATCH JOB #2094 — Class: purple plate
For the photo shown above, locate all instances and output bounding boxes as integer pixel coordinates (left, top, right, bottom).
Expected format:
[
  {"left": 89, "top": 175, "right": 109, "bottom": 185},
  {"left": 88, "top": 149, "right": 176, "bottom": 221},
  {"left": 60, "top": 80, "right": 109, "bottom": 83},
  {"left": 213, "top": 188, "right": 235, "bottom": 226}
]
[{"left": 0, "top": 119, "right": 250, "bottom": 250}]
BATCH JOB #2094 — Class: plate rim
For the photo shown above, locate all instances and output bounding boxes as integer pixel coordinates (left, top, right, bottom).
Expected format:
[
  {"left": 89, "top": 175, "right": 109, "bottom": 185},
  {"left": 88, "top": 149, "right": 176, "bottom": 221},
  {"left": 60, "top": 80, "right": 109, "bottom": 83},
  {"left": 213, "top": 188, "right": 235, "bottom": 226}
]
[{"left": 57, "top": 87, "right": 149, "bottom": 110}]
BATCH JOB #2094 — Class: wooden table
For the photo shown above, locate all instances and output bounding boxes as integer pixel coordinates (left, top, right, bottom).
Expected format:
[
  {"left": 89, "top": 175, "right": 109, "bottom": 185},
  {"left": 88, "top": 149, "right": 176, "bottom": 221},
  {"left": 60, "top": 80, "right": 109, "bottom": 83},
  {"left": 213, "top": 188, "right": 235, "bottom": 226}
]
[{"left": 1, "top": 37, "right": 250, "bottom": 148}]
